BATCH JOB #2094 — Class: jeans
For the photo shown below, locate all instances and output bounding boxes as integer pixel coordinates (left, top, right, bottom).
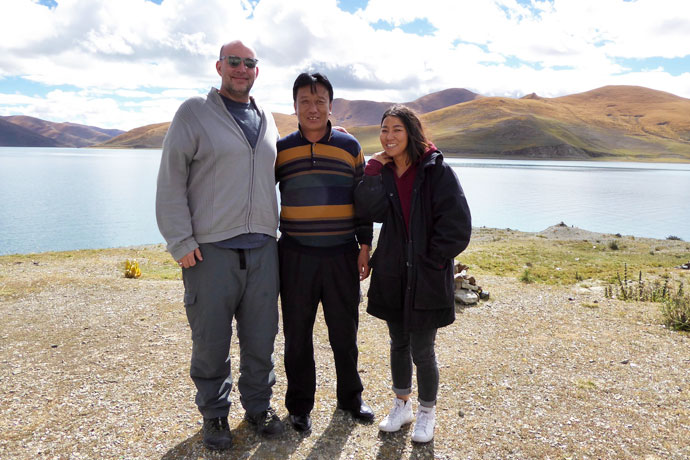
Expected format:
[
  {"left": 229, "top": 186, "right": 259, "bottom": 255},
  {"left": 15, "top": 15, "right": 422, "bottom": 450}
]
[{"left": 386, "top": 321, "right": 439, "bottom": 407}]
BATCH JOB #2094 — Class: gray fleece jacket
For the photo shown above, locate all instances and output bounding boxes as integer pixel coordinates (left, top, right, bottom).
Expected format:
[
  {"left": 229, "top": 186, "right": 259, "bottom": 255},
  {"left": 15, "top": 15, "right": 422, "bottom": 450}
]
[{"left": 156, "top": 88, "right": 280, "bottom": 261}]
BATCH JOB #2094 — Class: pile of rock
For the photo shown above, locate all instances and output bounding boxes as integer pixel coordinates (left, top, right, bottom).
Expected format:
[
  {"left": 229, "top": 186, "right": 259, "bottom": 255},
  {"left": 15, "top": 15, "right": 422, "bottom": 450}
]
[{"left": 454, "top": 262, "right": 488, "bottom": 305}]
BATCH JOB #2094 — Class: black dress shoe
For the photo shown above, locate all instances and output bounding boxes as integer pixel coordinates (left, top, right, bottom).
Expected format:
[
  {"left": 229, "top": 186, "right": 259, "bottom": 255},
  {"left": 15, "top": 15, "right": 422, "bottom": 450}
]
[
  {"left": 288, "top": 413, "right": 312, "bottom": 432},
  {"left": 337, "top": 401, "right": 375, "bottom": 421},
  {"left": 202, "top": 417, "right": 233, "bottom": 450}
]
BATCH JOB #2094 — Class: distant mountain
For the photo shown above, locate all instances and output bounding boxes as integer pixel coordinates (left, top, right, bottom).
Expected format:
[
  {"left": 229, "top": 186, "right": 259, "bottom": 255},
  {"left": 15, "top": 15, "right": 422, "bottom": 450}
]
[
  {"left": 0, "top": 117, "right": 60, "bottom": 147},
  {"left": 1, "top": 116, "right": 124, "bottom": 147},
  {"left": 350, "top": 85, "right": 690, "bottom": 161},
  {"left": 331, "top": 88, "right": 480, "bottom": 127},
  {"left": 91, "top": 114, "right": 302, "bottom": 149},
  {"left": 94, "top": 89, "right": 475, "bottom": 149},
  {"left": 95, "top": 122, "right": 169, "bottom": 149},
  {"left": 273, "top": 113, "right": 298, "bottom": 137},
  {"left": 5, "top": 86, "right": 690, "bottom": 162}
]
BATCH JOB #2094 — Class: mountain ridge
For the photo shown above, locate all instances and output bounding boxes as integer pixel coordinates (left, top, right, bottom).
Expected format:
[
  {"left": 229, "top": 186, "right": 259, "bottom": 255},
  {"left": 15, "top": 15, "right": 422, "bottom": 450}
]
[
  {"left": 1, "top": 115, "right": 124, "bottom": 148},
  {"left": 3, "top": 85, "right": 689, "bottom": 162}
]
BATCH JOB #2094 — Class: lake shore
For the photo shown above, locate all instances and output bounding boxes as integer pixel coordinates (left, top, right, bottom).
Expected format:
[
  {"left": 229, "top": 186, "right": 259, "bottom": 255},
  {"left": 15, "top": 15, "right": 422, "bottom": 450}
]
[
  {"left": 1, "top": 226, "right": 689, "bottom": 459},
  {"left": 439, "top": 150, "right": 690, "bottom": 163}
]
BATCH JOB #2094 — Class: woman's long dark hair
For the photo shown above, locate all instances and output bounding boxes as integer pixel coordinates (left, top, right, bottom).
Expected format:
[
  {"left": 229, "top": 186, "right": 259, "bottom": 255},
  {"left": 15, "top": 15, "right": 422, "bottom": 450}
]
[{"left": 380, "top": 105, "right": 429, "bottom": 165}]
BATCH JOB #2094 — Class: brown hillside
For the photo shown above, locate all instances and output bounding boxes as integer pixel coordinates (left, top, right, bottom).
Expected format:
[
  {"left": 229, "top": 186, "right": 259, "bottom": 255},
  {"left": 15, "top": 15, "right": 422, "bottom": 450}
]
[
  {"left": 273, "top": 112, "right": 298, "bottom": 137},
  {"left": 554, "top": 85, "right": 690, "bottom": 141},
  {"left": 0, "top": 117, "right": 59, "bottom": 147},
  {"left": 352, "top": 85, "right": 690, "bottom": 161},
  {"left": 26, "top": 85, "right": 690, "bottom": 161},
  {"left": 332, "top": 88, "right": 479, "bottom": 128},
  {"left": 4, "top": 116, "right": 123, "bottom": 147},
  {"left": 521, "top": 92, "right": 542, "bottom": 100},
  {"left": 405, "top": 88, "right": 481, "bottom": 114},
  {"left": 95, "top": 113, "right": 298, "bottom": 149},
  {"left": 96, "top": 122, "right": 170, "bottom": 149}
]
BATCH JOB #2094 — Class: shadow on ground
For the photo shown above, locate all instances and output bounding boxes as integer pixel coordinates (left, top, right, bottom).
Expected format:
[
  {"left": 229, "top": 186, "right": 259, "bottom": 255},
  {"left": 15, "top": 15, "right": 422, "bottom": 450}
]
[
  {"left": 375, "top": 426, "right": 435, "bottom": 460},
  {"left": 161, "top": 410, "right": 363, "bottom": 459}
]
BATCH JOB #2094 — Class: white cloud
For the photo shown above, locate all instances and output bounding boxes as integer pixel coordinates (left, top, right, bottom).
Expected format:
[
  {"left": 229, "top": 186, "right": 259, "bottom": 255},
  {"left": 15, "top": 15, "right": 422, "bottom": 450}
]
[{"left": 0, "top": 0, "right": 688, "bottom": 129}]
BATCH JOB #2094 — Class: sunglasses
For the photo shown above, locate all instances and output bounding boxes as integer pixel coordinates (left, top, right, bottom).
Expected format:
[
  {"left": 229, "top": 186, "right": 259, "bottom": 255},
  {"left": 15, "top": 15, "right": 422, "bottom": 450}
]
[{"left": 220, "top": 55, "right": 259, "bottom": 69}]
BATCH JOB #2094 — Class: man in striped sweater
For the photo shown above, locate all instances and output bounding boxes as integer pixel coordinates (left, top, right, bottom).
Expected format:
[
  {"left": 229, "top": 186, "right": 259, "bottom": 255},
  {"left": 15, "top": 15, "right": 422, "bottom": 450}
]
[{"left": 276, "top": 72, "right": 374, "bottom": 432}]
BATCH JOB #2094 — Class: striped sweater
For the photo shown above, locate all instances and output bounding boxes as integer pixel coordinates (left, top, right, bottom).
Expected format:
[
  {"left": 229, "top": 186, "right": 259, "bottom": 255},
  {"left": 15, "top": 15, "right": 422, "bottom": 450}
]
[{"left": 276, "top": 124, "right": 373, "bottom": 250}]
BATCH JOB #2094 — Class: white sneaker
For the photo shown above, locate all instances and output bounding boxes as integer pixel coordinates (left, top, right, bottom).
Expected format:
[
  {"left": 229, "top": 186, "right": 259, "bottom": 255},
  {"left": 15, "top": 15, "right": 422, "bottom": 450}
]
[
  {"left": 411, "top": 406, "right": 435, "bottom": 443},
  {"left": 378, "top": 397, "right": 414, "bottom": 432}
]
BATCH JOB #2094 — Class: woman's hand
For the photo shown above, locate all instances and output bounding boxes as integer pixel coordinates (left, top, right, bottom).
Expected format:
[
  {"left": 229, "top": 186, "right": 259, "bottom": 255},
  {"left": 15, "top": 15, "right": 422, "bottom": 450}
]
[{"left": 370, "top": 151, "right": 392, "bottom": 165}]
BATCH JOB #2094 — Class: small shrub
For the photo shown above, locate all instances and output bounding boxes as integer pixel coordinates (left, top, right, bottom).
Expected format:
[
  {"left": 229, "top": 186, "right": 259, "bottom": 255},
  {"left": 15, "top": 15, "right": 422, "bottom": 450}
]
[
  {"left": 519, "top": 269, "right": 534, "bottom": 284},
  {"left": 608, "top": 241, "right": 619, "bottom": 250},
  {"left": 124, "top": 259, "right": 141, "bottom": 279},
  {"left": 660, "top": 283, "right": 690, "bottom": 331},
  {"left": 606, "top": 264, "right": 670, "bottom": 303},
  {"left": 666, "top": 235, "right": 683, "bottom": 241},
  {"left": 615, "top": 233, "right": 622, "bottom": 238}
]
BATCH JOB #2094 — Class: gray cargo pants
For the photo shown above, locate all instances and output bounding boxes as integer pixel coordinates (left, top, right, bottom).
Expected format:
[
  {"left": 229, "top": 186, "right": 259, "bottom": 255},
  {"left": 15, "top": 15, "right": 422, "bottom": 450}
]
[{"left": 182, "top": 240, "right": 279, "bottom": 419}]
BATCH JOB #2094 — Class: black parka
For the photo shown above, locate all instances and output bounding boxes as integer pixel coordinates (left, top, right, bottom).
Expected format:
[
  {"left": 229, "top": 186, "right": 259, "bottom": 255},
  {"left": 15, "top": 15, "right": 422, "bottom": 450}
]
[{"left": 354, "top": 149, "right": 471, "bottom": 331}]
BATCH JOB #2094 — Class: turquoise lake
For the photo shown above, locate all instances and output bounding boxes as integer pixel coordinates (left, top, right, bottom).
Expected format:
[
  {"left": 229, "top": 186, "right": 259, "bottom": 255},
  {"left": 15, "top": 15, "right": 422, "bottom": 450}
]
[{"left": 1, "top": 147, "right": 689, "bottom": 255}]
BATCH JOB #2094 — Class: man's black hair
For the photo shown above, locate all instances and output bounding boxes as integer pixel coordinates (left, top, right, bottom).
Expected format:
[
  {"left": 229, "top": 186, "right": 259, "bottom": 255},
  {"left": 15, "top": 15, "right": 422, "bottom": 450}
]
[{"left": 292, "top": 72, "right": 334, "bottom": 102}]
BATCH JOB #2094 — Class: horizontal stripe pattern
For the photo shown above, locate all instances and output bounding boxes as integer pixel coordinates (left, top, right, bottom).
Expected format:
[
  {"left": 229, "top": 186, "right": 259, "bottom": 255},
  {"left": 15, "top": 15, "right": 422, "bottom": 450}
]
[{"left": 276, "top": 127, "right": 367, "bottom": 247}]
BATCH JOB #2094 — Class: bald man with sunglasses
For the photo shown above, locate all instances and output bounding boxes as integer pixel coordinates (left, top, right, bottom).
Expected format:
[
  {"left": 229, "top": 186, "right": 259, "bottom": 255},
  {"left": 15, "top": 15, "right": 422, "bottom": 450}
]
[{"left": 156, "top": 40, "right": 283, "bottom": 450}]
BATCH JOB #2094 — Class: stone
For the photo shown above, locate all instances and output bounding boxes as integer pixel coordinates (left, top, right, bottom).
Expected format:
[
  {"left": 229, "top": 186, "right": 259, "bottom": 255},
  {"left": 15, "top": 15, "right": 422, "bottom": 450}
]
[{"left": 455, "top": 289, "right": 478, "bottom": 305}]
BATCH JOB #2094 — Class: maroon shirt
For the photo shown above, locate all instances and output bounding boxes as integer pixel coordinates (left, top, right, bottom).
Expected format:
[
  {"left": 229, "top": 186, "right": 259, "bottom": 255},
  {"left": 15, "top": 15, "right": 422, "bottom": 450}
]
[{"left": 364, "top": 145, "right": 436, "bottom": 235}]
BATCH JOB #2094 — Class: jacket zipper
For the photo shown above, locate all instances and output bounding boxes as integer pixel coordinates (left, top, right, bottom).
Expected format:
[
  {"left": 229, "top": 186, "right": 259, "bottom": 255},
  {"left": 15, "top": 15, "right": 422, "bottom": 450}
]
[{"left": 246, "top": 114, "right": 266, "bottom": 233}]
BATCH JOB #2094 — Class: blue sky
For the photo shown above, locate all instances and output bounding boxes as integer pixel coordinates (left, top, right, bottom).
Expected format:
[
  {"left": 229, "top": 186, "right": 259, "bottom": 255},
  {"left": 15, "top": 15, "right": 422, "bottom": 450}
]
[{"left": 1, "top": 0, "right": 689, "bottom": 130}]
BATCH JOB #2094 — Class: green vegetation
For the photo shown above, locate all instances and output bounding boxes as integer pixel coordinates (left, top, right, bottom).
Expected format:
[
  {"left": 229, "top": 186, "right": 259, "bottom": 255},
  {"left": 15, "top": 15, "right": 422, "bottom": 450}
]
[
  {"left": 575, "top": 379, "right": 598, "bottom": 390},
  {"left": 460, "top": 229, "right": 690, "bottom": 287},
  {"left": 661, "top": 290, "right": 690, "bottom": 331},
  {"left": 519, "top": 269, "right": 534, "bottom": 284},
  {"left": 605, "top": 266, "right": 690, "bottom": 331},
  {"left": 456, "top": 228, "right": 690, "bottom": 332}
]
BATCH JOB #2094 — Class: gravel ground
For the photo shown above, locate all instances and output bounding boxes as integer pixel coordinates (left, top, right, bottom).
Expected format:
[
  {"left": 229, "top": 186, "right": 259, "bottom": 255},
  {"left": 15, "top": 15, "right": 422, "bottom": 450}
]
[{"left": 1, "top": 229, "right": 689, "bottom": 459}]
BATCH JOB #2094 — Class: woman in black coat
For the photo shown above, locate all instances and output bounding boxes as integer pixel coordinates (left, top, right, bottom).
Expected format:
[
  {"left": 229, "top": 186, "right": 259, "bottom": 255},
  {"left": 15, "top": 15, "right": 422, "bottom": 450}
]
[{"left": 355, "top": 105, "right": 471, "bottom": 443}]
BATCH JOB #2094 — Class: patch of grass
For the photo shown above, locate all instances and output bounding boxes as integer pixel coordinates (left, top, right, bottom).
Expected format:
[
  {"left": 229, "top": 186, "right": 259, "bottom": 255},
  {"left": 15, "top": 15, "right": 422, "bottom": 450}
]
[
  {"left": 581, "top": 302, "right": 599, "bottom": 309},
  {"left": 0, "top": 245, "right": 182, "bottom": 283},
  {"left": 605, "top": 264, "right": 675, "bottom": 303},
  {"left": 519, "top": 269, "right": 534, "bottom": 284},
  {"left": 575, "top": 379, "right": 597, "bottom": 390},
  {"left": 660, "top": 286, "right": 690, "bottom": 331},
  {"left": 608, "top": 241, "right": 619, "bottom": 250},
  {"left": 461, "top": 228, "right": 690, "bottom": 286}
]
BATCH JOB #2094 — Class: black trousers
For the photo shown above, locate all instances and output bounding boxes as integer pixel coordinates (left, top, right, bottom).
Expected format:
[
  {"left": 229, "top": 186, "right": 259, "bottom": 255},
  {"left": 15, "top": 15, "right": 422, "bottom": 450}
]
[{"left": 279, "top": 241, "right": 364, "bottom": 416}]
